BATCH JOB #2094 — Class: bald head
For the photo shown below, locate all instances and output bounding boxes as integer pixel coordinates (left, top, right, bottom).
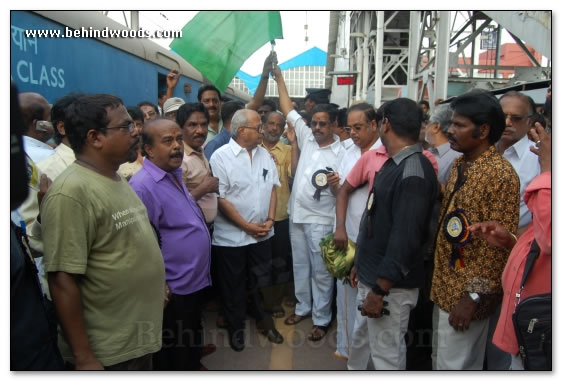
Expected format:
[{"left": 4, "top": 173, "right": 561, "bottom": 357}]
[
  {"left": 141, "top": 119, "right": 184, "bottom": 172},
  {"left": 19, "top": 92, "right": 53, "bottom": 142}
]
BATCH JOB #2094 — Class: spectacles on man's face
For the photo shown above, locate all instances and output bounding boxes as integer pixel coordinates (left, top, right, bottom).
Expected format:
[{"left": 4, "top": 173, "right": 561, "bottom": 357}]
[
  {"left": 104, "top": 122, "right": 136, "bottom": 133},
  {"left": 310, "top": 120, "right": 329, "bottom": 128},
  {"left": 504, "top": 114, "right": 531, "bottom": 123},
  {"left": 242, "top": 124, "right": 264, "bottom": 133}
]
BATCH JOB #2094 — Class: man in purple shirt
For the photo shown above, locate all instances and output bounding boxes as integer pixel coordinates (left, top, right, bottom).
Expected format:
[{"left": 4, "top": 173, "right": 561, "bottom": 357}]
[{"left": 130, "top": 119, "right": 211, "bottom": 371}]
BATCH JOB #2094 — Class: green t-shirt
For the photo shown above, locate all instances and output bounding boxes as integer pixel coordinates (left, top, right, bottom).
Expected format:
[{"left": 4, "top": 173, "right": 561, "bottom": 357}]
[{"left": 42, "top": 163, "right": 165, "bottom": 367}]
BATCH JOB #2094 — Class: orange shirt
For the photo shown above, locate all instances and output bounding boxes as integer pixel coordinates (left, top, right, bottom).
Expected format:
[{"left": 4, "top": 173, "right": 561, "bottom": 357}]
[{"left": 493, "top": 172, "right": 551, "bottom": 354}]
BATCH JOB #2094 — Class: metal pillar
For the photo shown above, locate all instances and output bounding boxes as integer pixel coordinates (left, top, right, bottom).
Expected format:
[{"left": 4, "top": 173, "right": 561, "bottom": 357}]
[
  {"left": 407, "top": 11, "right": 421, "bottom": 101},
  {"left": 374, "top": 11, "right": 384, "bottom": 108},
  {"left": 131, "top": 11, "right": 139, "bottom": 31},
  {"left": 434, "top": 11, "right": 450, "bottom": 102}
]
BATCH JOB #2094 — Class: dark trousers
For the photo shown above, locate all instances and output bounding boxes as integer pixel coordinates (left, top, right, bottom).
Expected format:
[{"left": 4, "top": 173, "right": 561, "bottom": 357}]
[
  {"left": 214, "top": 240, "right": 275, "bottom": 332},
  {"left": 105, "top": 354, "right": 153, "bottom": 371},
  {"left": 153, "top": 289, "right": 205, "bottom": 371},
  {"left": 270, "top": 219, "right": 294, "bottom": 306}
]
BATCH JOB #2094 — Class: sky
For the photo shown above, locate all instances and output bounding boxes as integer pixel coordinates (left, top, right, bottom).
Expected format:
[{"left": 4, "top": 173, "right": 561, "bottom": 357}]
[{"left": 107, "top": 10, "right": 330, "bottom": 76}]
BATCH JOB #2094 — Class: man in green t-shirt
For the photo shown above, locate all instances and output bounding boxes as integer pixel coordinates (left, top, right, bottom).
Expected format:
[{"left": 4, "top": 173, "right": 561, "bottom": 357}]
[{"left": 41, "top": 94, "right": 165, "bottom": 370}]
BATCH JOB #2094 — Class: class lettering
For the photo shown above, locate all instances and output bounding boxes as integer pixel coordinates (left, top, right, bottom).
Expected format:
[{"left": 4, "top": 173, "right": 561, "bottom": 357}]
[{"left": 16, "top": 60, "right": 65, "bottom": 89}]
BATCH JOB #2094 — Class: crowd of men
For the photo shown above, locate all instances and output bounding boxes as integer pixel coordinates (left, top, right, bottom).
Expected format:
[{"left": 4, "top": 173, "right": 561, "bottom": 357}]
[{"left": 11, "top": 52, "right": 551, "bottom": 371}]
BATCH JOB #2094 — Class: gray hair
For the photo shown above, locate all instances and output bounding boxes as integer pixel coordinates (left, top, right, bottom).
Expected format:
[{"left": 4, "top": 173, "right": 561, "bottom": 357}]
[
  {"left": 429, "top": 104, "right": 453, "bottom": 134},
  {"left": 230, "top": 109, "right": 254, "bottom": 138}
]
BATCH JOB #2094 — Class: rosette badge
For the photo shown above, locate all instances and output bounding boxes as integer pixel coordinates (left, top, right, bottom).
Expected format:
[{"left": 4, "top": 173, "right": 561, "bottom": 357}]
[
  {"left": 443, "top": 208, "right": 472, "bottom": 269},
  {"left": 311, "top": 169, "right": 330, "bottom": 200}
]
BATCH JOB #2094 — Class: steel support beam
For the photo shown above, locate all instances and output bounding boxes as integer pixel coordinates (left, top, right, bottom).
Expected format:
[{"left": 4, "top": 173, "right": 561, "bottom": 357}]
[
  {"left": 374, "top": 11, "right": 384, "bottom": 107},
  {"left": 434, "top": 11, "right": 451, "bottom": 102}
]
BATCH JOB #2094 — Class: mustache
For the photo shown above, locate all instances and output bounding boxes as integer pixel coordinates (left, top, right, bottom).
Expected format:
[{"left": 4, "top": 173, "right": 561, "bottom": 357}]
[
  {"left": 446, "top": 133, "right": 456, "bottom": 143},
  {"left": 169, "top": 151, "right": 183, "bottom": 159}
]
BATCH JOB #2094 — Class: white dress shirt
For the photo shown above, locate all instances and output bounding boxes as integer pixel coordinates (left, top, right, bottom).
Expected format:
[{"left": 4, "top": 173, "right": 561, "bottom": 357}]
[
  {"left": 210, "top": 138, "right": 280, "bottom": 247},
  {"left": 287, "top": 109, "right": 345, "bottom": 225},
  {"left": 341, "top": 137, "right": 354, "bottom": 150},
  {"left": 23, "top": 136, "right": 54, "bottom": 164},
  {"left": 37, "top": 143, "right": 76, "bottom": 180},
  {"left": 502, "top": 135, "right": 541, "bottom": 229},
  {"left": 429, "top": 141, "right": 461, "bottom": 185},
  {"left": 336, "top": 138, "right": 382, "bottom": 242}
]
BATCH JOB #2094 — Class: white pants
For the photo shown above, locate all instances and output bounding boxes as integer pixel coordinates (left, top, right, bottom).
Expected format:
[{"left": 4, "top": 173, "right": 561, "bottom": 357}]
[
  {"left": 347, "top": 282, "right": 418, "bottom": 370},
  {"left": 510, "top": 354, "right": 524, "bottom": 370},
  {"left": 432, "top": 305, "right": 490, "bottom": 370},
  {"left": 289, "top": 221, "right": 334, "bottom": 326},
  {"left": 335, "top": 279, "right": 358, "bottom": 358}
]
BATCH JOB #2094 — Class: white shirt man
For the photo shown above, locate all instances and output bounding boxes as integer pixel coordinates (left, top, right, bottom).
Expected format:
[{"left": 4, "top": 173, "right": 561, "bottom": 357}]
[
  {"left": 23, "top": 135, "right": 54, "bottom": 164},
  {"left": 209, "top": 108, "right": 283, "bottom": 351},
  {"left": 501, "top": 135, "right": 540, "bottom": 229},
  {"left": 286, "top": 108, "right": 345, "bottom": 336}
]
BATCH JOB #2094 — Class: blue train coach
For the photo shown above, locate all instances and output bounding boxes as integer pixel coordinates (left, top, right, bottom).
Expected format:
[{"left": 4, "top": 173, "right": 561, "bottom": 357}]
[{"left": 10, "top": 10, "right": 251, "bottom": 106}]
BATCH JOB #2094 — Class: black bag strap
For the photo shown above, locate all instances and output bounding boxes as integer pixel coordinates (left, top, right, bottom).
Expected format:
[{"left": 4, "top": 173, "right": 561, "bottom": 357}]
[{"left": 519, "top": 239, "right": 540, "bottom": 289}]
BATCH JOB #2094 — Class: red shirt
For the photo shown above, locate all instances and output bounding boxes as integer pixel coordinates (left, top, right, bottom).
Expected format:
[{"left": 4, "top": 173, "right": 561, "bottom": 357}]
[
  {"left": 493, "top": 172, "right": 551, "bottom": 354},
  {"left": 346, "top": 144, "right": 438, "bottom": 190}
]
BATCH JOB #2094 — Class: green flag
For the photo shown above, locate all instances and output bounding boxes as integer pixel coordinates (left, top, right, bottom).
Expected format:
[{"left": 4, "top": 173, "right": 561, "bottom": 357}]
[{"left": 170, "top": 11, "right": 283, "bottom": 93}]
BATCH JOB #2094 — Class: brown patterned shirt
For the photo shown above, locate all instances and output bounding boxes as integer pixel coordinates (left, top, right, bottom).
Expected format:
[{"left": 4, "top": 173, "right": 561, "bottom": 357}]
[{"left": 430, "top": 145, "right": 520, "bottom": 320}]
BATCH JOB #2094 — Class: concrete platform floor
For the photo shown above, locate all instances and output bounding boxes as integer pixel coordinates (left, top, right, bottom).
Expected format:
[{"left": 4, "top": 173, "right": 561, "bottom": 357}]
[{"left": 200, "top": 307, "right": 349, "bottom": 371}]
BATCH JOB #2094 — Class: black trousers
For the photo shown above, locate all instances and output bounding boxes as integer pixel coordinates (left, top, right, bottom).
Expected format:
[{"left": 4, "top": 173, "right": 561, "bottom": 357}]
[
  {"left": 153, "top": 289, "right": 205, "bottom": 371},
  {"left": 214, "top": 239, "right": 275, "bottom": 332},
  {"left": 270, "top": 219, "right": 294, "bottom": 306}
]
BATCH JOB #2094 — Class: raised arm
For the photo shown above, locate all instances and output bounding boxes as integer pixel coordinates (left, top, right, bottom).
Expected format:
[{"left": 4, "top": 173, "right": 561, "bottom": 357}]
[
  {"left": 247, "top": 53, "right": 276, "bottom": 111},
  {"left": 272, "top": 64, "right": 293, "bottom": 117},
  {"left": 165, "top": 69, "right": 180, "bottom": 99}
]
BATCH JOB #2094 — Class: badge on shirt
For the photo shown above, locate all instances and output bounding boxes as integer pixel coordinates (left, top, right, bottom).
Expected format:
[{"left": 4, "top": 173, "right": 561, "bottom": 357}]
[
  {"left": 311, "top": 169, "right": 329, "bottom": 200},
  {"left": 443, "top": 208, "right": 471, "bottom": 269}
]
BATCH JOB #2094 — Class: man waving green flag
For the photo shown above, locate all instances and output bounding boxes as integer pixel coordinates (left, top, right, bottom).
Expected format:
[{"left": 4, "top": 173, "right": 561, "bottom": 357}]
[{"left": 171, "top": 11, "right": 283, "bottom": 93}]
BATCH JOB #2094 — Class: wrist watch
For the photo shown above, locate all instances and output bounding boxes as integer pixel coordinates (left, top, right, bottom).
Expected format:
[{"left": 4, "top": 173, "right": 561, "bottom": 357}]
[
  {"left": 371, "top": 283, "right": 390, "bottom": 297},
  {"left": 468, "top": 292, "right": 481, "bottom": 303}
]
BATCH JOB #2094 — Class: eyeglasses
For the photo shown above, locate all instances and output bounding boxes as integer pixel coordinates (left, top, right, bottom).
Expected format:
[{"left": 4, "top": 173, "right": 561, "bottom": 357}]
[
  {"left": 310, "top": 120, "right": 329, "bottom": 128},
  {"left": 504, "top": 114, "right": 531, "bottom": 123},
  {"left": 104, "top": 122, "right": 136, "bottom": 133},
  {"left": 242, "top": 124, "right": 264, "bottom": 132}
]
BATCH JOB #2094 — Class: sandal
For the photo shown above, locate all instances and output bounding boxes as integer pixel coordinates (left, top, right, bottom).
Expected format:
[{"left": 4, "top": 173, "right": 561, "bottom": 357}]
[
  {"left": 284, "top": 313, "right": 308, "bottom": 325},
  {"left": 308, "top": 325, "right": 328, "bottom": 341}
]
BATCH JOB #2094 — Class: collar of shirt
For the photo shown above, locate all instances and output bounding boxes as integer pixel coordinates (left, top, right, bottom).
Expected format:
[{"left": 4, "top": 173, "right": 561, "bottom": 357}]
[
  {"left": 208, "top": 119, "right": 224, "bottom": 134},
  {"left": 306, "top": 133, "right": 343, "bottom": 156},
  {"left": 228, "top": 137, "right": 257, "bottom": 157},
  {"left": 184, "top": 142, "right": 204, "bottom": 158},
  {"left": 23, "top": 135, "right": 53, "bottom": 151},
  {"left": 55, "top": 142, "right": 75, "bottom": 157},
  {"left": 505, "top": 135, "right": 534, "bottom": 160},
  {"left": 434, "top": 141, "right": 452, "bottom": 157},
  {"left": 391, "top": 143, "right": 423, "bottom": 165},
  {"left": 261, "top": 140, "right": 286, "bottom": 153},
  {"left": 143, "top": 157, "right": 183, "bottom": 185}
]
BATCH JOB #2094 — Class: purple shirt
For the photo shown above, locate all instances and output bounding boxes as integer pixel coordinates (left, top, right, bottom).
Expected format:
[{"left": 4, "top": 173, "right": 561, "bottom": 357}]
[{"left": 130, "top": 159, "right": 211, "bottom": 295}]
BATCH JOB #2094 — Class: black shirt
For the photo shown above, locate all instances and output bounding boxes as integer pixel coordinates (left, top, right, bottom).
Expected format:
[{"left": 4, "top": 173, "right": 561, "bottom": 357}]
[{"left": 355, "top": 143, "right": 438, "bottom": 289}]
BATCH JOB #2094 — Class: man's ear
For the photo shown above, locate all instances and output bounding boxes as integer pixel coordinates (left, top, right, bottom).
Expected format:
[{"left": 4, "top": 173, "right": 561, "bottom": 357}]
[
  {"left": 479, "top": 123, "right": 491, "bottom": 141},
  {"left": 56, "top": 121, "right": 66, "bottom": 136},
  {"left": 87, "top": 129, "right": 104, "bottom": 149}
]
